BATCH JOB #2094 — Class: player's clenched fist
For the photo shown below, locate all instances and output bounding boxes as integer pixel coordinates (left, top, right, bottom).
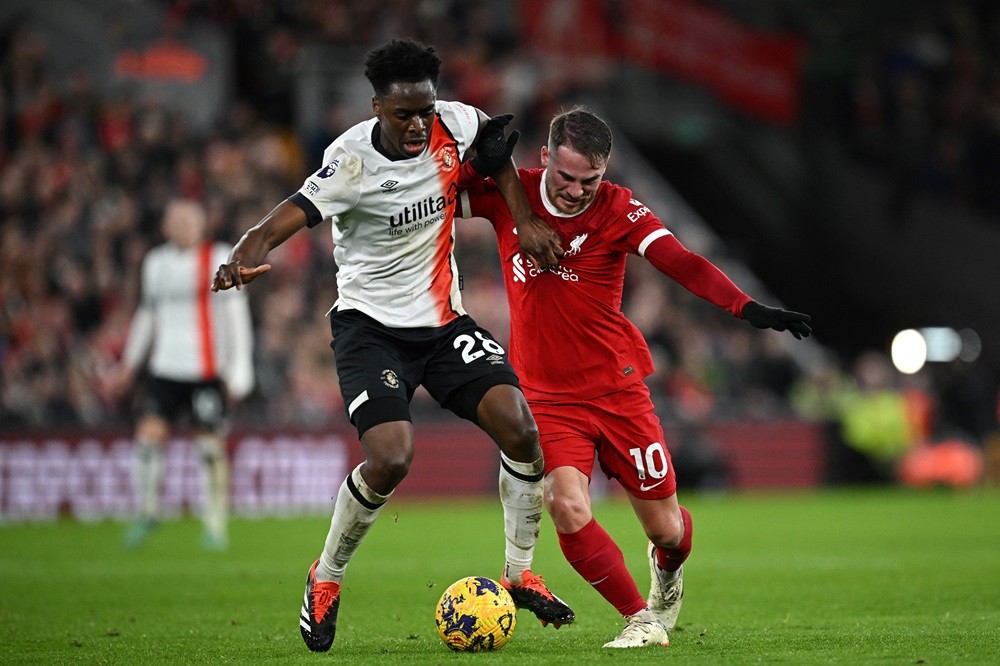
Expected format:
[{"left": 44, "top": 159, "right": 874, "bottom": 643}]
[{"left": 211, "top": 261, "right": 272, "bottom": 291}]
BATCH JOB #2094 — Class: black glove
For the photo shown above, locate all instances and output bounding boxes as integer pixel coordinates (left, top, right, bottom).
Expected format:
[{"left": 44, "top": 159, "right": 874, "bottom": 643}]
[
  {"left": 741, "top": 301, "right": 812, "bottom": 340},
  {"left": 470, "top": 113, "right": 520, "bottom": 176}
]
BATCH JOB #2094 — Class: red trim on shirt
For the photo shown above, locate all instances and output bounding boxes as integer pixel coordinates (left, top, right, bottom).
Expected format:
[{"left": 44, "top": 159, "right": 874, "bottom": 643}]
[{"left": 197, "top": 242, "right": 217, "bottom": 378}]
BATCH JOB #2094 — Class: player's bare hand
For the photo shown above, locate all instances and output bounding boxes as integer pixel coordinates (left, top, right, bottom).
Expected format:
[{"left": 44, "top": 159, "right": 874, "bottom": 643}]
[
  {"left": 516, "top": 213, "right": 563, "bottom": 270},
  {"left": 211, "top": 261, "right": 271, "bottom": 291}
]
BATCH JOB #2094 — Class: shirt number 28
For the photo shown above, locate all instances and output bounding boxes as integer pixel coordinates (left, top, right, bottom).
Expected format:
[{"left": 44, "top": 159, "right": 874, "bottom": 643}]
[{"left": 453, "top": 332, "right": 506, "bottom": 364}]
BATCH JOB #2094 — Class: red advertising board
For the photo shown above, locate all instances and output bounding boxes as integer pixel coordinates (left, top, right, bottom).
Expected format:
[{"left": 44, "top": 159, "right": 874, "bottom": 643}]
[{"left": 520, "top": 0, "right": 806, "bottom": 125}]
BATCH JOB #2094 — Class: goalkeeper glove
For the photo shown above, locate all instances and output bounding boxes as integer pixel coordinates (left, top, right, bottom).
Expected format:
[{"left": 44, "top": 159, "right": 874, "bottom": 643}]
[
  {"left": 741, "top": 301, "right": 812, "bottom": 340},
  {"left": 470, "top": 113, "right": 520, "bottom": 176}
]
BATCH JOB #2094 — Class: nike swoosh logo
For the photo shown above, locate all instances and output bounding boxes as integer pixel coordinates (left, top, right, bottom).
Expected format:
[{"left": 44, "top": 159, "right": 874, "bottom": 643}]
[{"left": 640, "top": 479, "right": 667, "bottom": 491}]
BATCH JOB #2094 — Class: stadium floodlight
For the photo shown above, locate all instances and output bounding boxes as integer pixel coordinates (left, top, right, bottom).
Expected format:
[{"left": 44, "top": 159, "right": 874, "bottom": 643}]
[
  {"left": 891, "top": 327, "right": 981, "bottom": 374},
  {"left": 919, "top": 327, "right": 962, "bottom": 363},
  {"left": 957, "top": 328, "right": 981, "bottom": 362},
  {"left": 891, "top": 329, "right": 927, "bottom": 374}
]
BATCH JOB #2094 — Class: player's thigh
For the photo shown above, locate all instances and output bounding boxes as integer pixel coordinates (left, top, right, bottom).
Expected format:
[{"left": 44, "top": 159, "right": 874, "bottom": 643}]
[
  {"left": 425, "top": 316, "right": 522, "bottom": 423},
  {"left": 530, "top": 400, "right": 600, "bottom": 478},
  {"left": 593, "top": 384, "right": 677, "bottom": 501},
  {"left": 330, "top": 309, "right": 417, "bottom": 426}
]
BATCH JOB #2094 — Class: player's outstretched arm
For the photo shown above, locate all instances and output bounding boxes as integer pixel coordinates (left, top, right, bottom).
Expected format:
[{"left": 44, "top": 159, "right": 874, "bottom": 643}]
[
  {"left": 212, "top": 199, "right": 307, "bottom": 291},
  {"left": 741, "top": 301, "right": 813, "bottom": 339},
  {"left": 470, "top": 112, "right": 563, "bottom": 270}
]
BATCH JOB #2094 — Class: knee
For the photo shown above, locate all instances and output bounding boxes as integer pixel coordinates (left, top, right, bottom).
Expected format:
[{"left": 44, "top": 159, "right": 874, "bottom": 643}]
[
  {"left": 136, "top": 416, "right": 168, "bottom": 443},
  {"left": 478, "top": 389, "right": 540, "bottom": 462},
  {"left": 366, "top": 445, "right": 413, "bottom": 489},
  {"left": 507, "top": 419, "right": 540, "bottom": 458},
  {"left": 647, "top": 510, "right": 684, "bottom": 549},
  {"left": 493, "top": 415, "right": 540, "bottom": 462},
  {"left": 545, "top": 493, "right": 591, "bottom": 533}
]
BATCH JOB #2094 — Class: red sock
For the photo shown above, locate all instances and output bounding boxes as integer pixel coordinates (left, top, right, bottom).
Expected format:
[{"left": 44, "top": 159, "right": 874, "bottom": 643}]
[
  {"left": 655, "top": 505, "right": 693, "bottom": 572},
  {"left": 558, "top": 518, "right": 646, "bottom": 617}
]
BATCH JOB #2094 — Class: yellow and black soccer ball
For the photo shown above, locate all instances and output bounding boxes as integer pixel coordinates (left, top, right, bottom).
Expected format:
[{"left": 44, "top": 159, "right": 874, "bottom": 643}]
[{"left": 434, "top": 576, "right": 517, "bottom": 652}]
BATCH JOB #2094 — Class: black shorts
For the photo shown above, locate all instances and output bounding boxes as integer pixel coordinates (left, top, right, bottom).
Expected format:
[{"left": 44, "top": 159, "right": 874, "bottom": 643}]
[
  {"left": 330, "top": 309, "right": 521, "bottom": 430},
  {"left": 137, "top": 376, "right": 227, "bottom": 430}
]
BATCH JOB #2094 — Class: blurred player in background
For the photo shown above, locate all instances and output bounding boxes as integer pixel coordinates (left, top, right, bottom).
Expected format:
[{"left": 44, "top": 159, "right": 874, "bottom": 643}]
[
  {"left": 458, "top": 107, "right": 812, "bottom": 648},
  {"left": 211, "top": 39, "right": 569, "bottom": 653},
  {"left": 110, "top": 198, "right": 254, "bottom": 551}
]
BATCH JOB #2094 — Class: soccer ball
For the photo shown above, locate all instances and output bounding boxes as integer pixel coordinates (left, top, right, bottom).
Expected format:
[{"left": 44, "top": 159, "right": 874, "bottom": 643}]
[{"left": 434, "top": 576, "right": 517, "bottom": 652}]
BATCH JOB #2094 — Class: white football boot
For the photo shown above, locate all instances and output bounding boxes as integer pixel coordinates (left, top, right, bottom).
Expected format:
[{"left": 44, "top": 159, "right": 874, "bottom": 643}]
[
  {"left": 602, "top": 609, "right": 670, "bottom": 648},
  {"left": 647, "top": 542, "right": 684, "bottom": 630}
]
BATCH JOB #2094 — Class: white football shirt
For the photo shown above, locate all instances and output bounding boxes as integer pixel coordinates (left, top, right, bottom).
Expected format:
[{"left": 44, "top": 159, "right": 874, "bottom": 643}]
[
  {"left": 293, "top": 100, "right": 480, "bottom": 328},
  {"left": 123, "top": 241, "right": 255, "bottom": 398}
]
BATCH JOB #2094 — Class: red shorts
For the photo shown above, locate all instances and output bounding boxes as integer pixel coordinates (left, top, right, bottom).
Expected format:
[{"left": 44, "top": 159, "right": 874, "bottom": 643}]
[{"left": 530, "top": 381, "right": 676, "bottom": 499}]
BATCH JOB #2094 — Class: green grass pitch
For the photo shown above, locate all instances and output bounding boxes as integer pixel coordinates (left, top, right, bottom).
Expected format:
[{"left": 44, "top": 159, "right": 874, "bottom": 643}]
[{"left": 3, "top": 488, "right": 998, "bottom": 664}]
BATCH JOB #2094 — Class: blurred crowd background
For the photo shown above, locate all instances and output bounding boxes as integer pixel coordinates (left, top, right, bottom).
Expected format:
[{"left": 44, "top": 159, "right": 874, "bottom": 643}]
[{"left": 1, "top": 0, "right": 998, "bottom": 487}]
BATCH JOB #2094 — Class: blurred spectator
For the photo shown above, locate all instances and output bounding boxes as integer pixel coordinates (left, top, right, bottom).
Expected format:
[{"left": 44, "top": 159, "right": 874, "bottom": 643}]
[
  {"left": 844, "top": 1, "right": 1000, "bottom": 218},
  {"left": 792, "top": 350, "right": 933, "bottom": 484}
]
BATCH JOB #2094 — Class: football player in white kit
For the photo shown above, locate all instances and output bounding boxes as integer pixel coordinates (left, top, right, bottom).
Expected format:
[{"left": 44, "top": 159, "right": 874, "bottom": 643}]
[
  {"left": 211, "top": 39, "right": 571, "bottom": 652},
  {"left": 111, "top": 198, "right": 254, "bottom": 551}
]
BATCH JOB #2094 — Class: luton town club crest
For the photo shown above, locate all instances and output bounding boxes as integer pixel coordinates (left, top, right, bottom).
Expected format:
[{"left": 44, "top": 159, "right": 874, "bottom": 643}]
[
  {"left": 438, "top": 147, "right": 456, "bottom": 171},
  {"left": 381, "top": 369, "right": 400, "bottom": 389}
]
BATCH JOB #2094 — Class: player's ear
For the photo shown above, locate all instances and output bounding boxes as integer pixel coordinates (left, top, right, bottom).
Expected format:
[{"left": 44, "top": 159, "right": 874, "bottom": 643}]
[
  {"left": 371, "top": 95, "right": 380, "bottom": 117},
  {"left": 540, "top": 145, "right": 550, "bottom": 167}
]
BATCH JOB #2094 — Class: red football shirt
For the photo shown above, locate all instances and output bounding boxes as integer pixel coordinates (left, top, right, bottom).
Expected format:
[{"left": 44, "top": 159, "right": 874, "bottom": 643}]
[{"left": 458, "top": 167, "right": 748, "bottom": 402}]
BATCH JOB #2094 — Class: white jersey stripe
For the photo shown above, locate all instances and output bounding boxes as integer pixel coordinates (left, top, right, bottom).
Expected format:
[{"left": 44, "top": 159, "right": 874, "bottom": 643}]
[
  {"left": 637, "top": 228, "right": 672, "bottom": 257},
  {"left": 348, "top": 390, "right": 369, "bottom": 418}
]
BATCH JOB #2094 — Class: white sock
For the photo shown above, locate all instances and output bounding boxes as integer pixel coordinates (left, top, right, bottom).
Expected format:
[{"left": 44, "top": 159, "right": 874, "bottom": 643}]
[
  {"left": 196, "top": 435, "right": 229, "bottom": 541},
  {"left": 317, "top": 464, "right": 390, "bottom": 583},
  {"left": 499, "top": 453, "right": 544, "bottom": 584},
  {"left": 133, "top": 439, "right": 163, "bottom": 520}
]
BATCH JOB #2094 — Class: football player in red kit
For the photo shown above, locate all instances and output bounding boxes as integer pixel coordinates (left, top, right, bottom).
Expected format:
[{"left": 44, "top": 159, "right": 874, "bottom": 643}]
[{"left": 457, "top": 107, "right": 811, "bottom": 648}]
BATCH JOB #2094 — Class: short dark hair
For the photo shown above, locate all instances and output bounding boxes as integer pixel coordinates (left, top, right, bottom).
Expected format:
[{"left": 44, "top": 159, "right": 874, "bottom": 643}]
[
  {"left": 364, "top": 39, "right": 442, "bottom": 98},
  {"left": 548, "top": 107, "right": 613, "bottom": 167}
]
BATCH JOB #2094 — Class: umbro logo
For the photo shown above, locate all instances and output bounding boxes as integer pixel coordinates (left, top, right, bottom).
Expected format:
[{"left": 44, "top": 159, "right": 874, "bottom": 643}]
[{"left": 381, "top": 180, "right": 399, "bottom": 191}]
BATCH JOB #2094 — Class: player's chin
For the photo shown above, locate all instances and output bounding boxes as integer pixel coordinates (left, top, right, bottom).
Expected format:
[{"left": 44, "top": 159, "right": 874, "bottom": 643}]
[{"left": 557, "top": 200, "right": 584, "bottom": 214}]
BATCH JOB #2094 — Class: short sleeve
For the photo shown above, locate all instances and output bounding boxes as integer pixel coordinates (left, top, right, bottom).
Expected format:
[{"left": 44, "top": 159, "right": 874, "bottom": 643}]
[
  {"left": 293, "top": 147, "right": 363, "bottom": 227},
  {"left": 436, "top": 100, "right": 481, "bottom": 160}
]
